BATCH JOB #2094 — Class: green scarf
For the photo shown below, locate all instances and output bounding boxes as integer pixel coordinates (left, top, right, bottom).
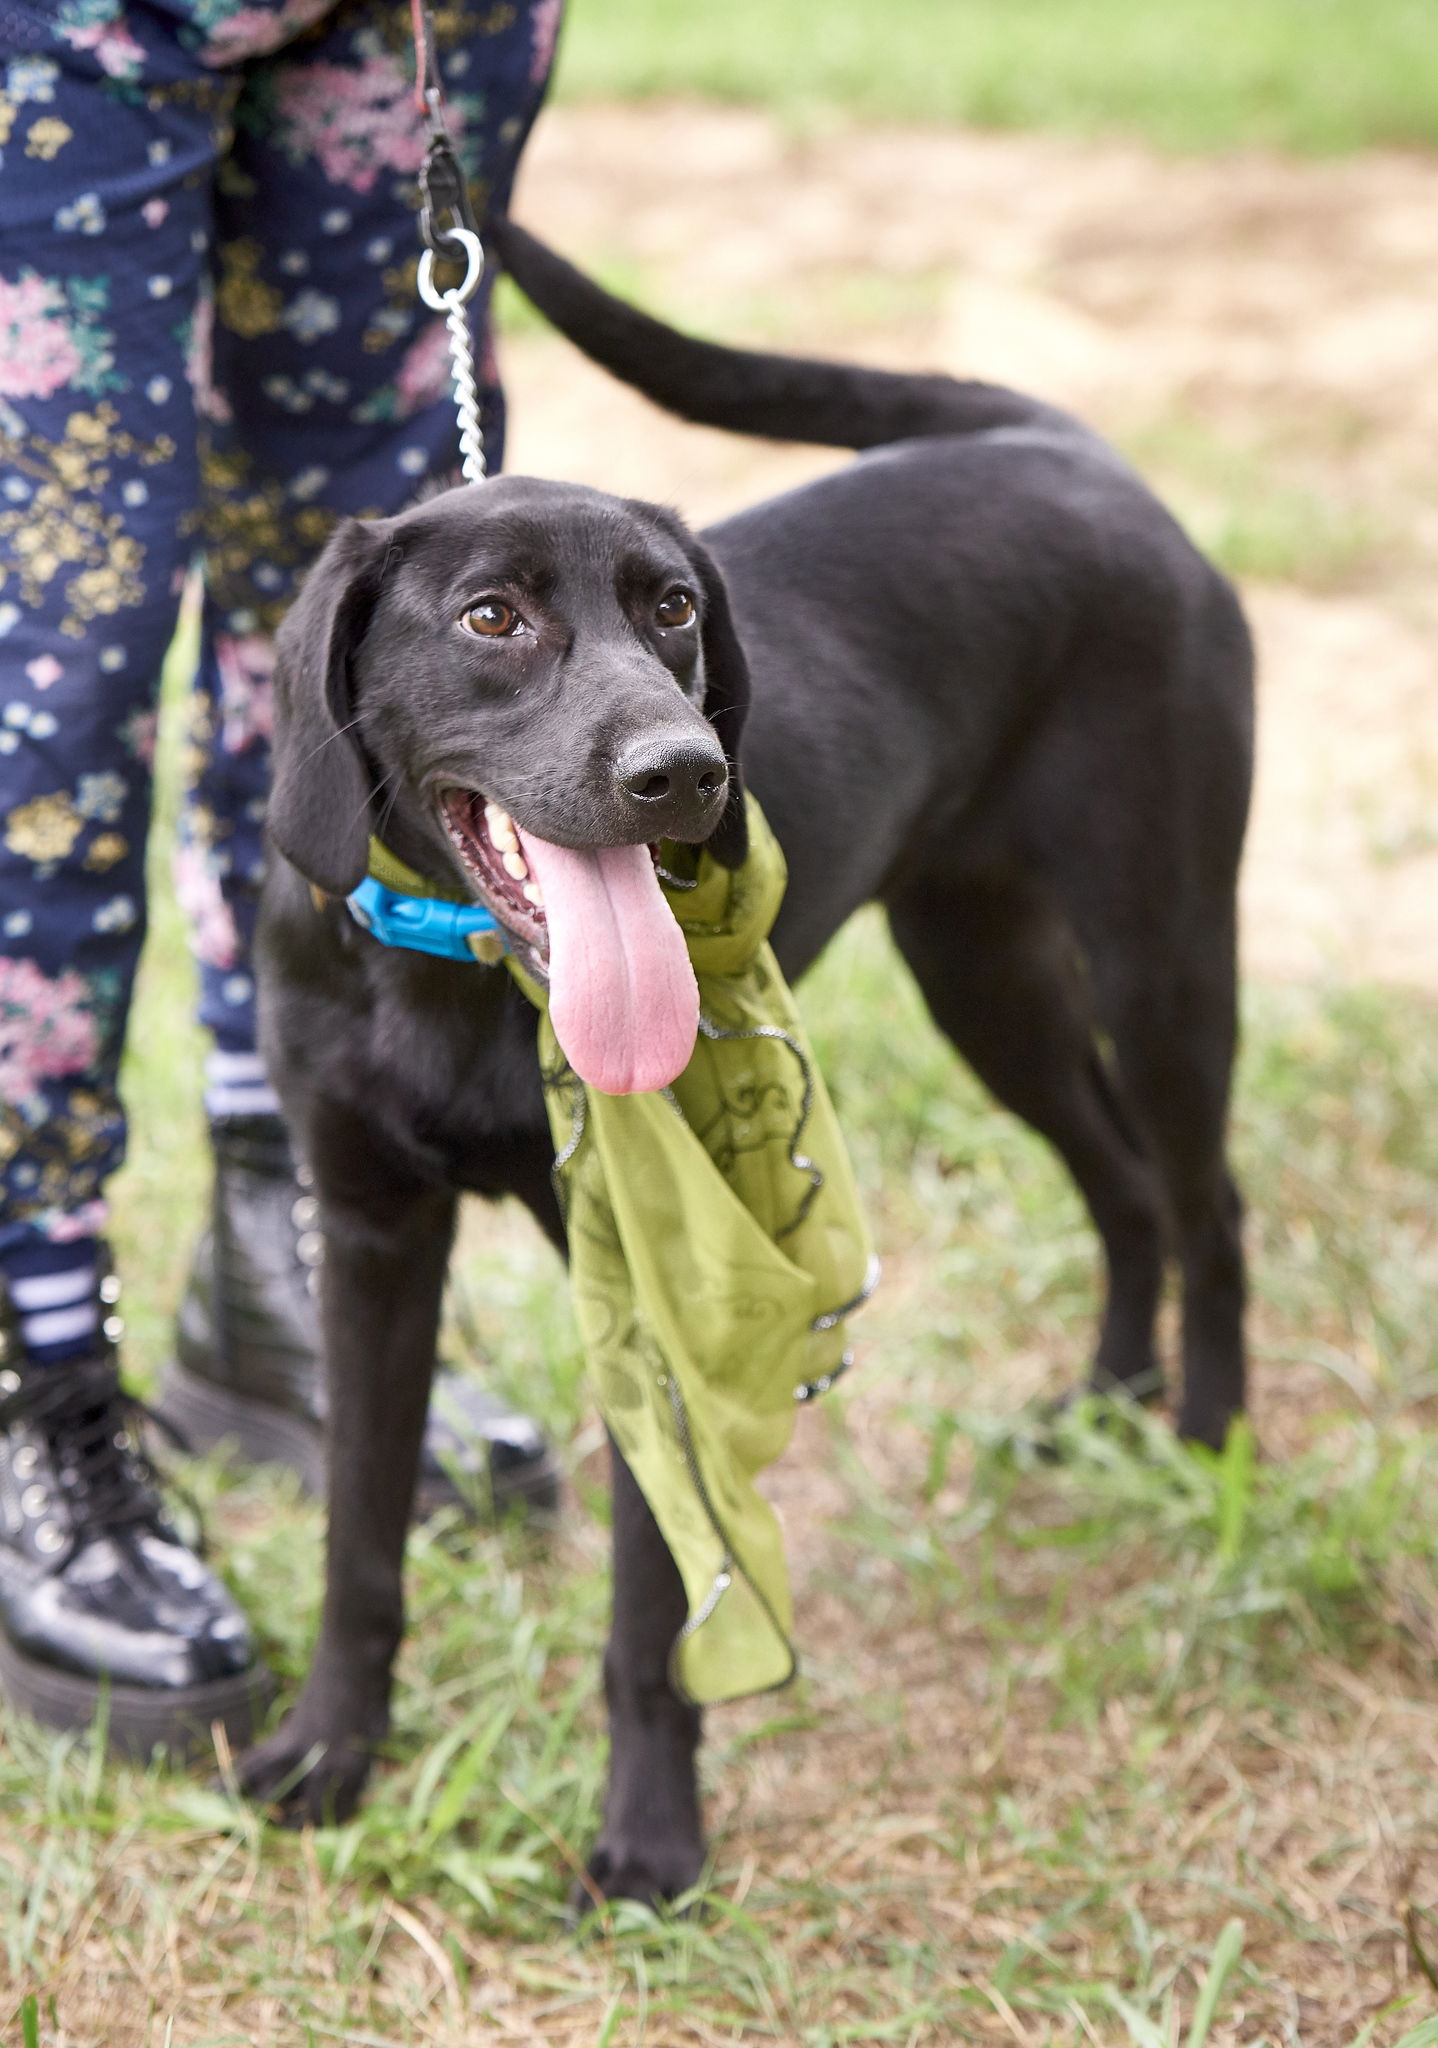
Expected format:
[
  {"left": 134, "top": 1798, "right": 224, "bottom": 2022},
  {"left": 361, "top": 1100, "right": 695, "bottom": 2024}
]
[{"left": 508, "top": 798, "right": 876, "bottom": 1705}]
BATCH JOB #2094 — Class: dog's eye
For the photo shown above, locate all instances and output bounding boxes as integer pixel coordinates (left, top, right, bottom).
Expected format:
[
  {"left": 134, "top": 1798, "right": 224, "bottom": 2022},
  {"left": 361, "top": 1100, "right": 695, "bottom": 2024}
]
[
  {"left": 655, "top": 588, "right": 696, "bottom": 629},
  {"left": 461, "top": 600, "right": 521, "bottom": 638}
]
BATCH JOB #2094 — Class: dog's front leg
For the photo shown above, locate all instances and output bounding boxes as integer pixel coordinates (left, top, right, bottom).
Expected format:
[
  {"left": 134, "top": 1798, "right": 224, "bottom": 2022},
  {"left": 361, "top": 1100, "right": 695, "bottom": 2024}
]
[
  {"left": 584, "top": 1435, "right": 705, "bottom": 1909},
  {"left": 237, "top": 1152, "right": 455, "bottom": 1827}
]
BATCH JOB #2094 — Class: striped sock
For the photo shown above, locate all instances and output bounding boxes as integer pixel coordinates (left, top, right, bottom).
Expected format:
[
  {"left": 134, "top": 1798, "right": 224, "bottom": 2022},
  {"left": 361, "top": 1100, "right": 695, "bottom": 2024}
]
[
  {"left": 3, "top": 1238, "right": 102, "bottom": 1366},
  {"left": 204, "top": 1049, "right": 281, "bottom": 1124}
]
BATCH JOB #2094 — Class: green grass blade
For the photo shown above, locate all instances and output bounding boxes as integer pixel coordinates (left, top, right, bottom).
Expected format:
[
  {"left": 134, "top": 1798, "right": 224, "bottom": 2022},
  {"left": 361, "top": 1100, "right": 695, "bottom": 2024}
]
[
  {"left": 593, "top": 1994, "right": 624, "bottom": 2048},
  {"left": 1102, "top": 1989, "right": 1169, "bottom": 2048},
  {"left": 1184, "top": 1919, "right": 1244, "bottom": 2048},
  {"left": 1381, "top": 2019, "right": 1438, "bottom": 2048},
  {"left": 1215, "top": 1423, "right": 1255, "bottom": 1564},
  {"left": 424, "top": 1703, "right": 516, "bottom": 1842}
]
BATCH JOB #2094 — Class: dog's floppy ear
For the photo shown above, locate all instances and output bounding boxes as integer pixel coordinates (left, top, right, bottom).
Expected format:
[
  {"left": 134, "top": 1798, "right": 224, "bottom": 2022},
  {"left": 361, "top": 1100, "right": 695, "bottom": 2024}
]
[
  {"left": 268, "top": 518, "right": 387, "bottom": 897},
  {"left": 687, "top": 539, "right": 750, "bottom": 868}
]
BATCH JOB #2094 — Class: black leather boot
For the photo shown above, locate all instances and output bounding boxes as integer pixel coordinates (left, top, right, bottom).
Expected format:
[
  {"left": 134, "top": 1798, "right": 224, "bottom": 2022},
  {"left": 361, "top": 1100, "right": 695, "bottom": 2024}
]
[
  {"left": 159, "top": 1116, "right": 560, "bottom": 1520},
  {"left": 0, "top": 1266, "right": 267, "bottom": 1758}
]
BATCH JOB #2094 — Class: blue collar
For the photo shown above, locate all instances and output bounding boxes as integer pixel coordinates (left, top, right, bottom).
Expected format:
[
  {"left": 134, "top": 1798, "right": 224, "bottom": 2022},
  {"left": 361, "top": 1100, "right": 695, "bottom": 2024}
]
[{"left": 346, "top": 874, "right": 507, "bottom": 965}]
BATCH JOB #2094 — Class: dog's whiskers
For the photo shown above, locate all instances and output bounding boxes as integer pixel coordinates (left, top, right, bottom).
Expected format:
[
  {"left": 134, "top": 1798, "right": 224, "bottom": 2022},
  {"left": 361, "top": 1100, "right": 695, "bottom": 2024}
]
[
  {"left": 332, "top": 767, "right": 401, "bottom": 855},
  {"left": 295, "top": 716, "right": 365, "bottom": 774}
]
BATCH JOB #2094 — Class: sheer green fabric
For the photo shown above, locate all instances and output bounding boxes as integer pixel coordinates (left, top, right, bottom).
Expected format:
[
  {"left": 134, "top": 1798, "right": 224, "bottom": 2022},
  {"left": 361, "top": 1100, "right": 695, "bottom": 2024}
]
[{"left": 508, "top": 799, "right": 876, "bottom": 1704}]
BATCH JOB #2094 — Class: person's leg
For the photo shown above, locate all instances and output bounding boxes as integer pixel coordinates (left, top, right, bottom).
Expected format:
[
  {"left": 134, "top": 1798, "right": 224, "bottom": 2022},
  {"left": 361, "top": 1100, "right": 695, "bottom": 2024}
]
[
  {"left": 161, "top": 0, "right": 564, "bottom": 1516},
  {"left": 0, "top": 9, "right": 265, "bottom": 1749}
]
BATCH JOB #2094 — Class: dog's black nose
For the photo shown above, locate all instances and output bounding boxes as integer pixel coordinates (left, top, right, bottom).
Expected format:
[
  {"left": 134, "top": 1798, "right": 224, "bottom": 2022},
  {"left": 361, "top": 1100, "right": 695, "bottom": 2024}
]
[{"left": 616, "top": 736, "right": 728, "bottom": 837}]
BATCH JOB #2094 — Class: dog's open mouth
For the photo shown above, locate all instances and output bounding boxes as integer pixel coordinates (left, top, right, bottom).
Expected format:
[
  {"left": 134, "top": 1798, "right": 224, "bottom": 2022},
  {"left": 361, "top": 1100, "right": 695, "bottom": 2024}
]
[
  {"left": 439, "top": 788, "right": 700, "bottom": 1096},
  {"left": 441, "top": 789, "right": 549, "bottom": 955}
]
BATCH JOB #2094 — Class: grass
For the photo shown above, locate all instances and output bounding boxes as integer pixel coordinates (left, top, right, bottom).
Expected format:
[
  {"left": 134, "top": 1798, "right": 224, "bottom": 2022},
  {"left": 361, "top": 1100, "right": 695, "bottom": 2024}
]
[
  {"left": 4, "top": 626, "right": 1438, "bottom": 2038},
  {"left": 1118, "top": 420, "right": 1400, "bottom": 593},
  {"left": 553, "top": 0, "right": 1438, "bottom": 157}
]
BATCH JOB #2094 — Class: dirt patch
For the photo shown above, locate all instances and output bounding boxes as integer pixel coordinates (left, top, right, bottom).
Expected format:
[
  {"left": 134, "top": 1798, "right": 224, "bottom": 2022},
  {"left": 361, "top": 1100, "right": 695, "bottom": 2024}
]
[{"left": 504, "top": 104, "right": 1438, "bottom": 989}]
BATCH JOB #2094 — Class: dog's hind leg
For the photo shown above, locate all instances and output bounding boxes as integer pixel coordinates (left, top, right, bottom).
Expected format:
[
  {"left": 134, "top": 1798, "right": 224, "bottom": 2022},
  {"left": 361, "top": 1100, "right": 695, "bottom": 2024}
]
[
  {"left": 236, "top": 1118, "right": 456, "bottom": 1825},
  {"left": 580, "top": 1438, "right": 706, "bottom": 1911},
  {"left": 1079, "top": 907, "right": 1246, "bottom": 1450},
  {"left": 1016, "top": 776, "right": 1247, "bottom": 1444},
  {"left": 1015, "top": 666, "right": 1249, "bottom": 1445},
  {"left": 887, "top": 869, "right": 1169, "bottom": 1405}
]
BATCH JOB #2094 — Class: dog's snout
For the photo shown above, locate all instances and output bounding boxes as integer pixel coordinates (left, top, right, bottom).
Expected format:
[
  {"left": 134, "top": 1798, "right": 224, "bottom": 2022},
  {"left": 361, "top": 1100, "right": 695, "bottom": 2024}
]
[{"left": 617, "top": 736, "right": 728, "bottom": 837}]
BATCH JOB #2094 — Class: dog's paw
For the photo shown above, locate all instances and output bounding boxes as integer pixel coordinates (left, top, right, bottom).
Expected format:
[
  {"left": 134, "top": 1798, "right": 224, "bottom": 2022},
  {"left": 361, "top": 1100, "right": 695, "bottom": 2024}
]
[
  {"left": 570, "top": 1837, "right": 706, "bottom": 1921},
  {"left": 1174, "top": 1401, "right": 1243, "bottom": 1454},
  {"left": 1008, "top": 1375, "right": 1166, "bottom": 1463},
  {"left": 234, "top": 1719, "right": 373, "bottom": 1828}
]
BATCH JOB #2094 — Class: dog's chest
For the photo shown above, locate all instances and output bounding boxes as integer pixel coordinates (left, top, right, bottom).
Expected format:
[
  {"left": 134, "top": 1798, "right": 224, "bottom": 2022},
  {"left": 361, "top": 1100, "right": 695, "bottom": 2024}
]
[{"left": 359, "top": 956, "right": 550, "bottom": 1179}]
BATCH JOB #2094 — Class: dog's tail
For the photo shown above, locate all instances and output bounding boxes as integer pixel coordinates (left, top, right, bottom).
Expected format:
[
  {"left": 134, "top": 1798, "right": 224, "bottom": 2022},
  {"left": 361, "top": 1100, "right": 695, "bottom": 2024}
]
[{"left": 489, "top": 217, "right": 1068, "bottom": 451}]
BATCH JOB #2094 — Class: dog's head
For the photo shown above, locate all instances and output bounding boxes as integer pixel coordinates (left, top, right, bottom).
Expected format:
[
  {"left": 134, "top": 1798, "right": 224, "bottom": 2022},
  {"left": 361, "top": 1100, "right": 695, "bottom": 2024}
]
[{"left": 268, "top": 477, "right": 751, "bottom": 1090}]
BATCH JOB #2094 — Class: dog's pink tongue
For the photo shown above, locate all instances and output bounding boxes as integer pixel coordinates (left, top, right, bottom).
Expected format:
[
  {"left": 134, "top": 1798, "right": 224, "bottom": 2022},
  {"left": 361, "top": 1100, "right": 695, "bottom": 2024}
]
[{"left": 516, "top": 830, "right": 698, "bottom": 1095}]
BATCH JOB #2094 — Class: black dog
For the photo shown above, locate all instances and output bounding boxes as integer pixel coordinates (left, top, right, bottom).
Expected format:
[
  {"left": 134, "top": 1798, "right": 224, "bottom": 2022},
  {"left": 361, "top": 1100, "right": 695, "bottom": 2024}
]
[{"left": 237, "top": 223, "right": 1253, "bottom": 1906}]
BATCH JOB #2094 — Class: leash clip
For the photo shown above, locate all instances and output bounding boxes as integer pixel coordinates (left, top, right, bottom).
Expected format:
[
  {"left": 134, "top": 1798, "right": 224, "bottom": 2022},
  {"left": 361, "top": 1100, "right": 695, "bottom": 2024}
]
[{"left": 418, "top": 94, "right": 479, "bottom": 262}]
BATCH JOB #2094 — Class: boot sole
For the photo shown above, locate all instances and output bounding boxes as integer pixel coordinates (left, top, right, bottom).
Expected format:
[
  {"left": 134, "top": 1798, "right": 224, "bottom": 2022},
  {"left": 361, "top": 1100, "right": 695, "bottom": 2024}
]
[
  {"left": 156, "top": 1360, "right": 563, "bottom": 1522},
  {"left": 0, "top": 1627, "right": 271, "bottom": 1763}
]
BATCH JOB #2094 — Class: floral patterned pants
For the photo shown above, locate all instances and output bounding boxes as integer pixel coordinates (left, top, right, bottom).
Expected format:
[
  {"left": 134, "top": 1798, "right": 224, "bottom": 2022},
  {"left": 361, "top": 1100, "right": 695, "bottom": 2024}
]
[{"left": 0, "top": 0, "right": 560, "bottom": 1249}]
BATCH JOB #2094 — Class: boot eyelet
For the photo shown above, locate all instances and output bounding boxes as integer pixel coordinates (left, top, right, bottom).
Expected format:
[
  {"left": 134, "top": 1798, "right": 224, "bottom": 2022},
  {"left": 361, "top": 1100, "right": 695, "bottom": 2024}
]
[
  {"left": 103, "top": 1314, "right": 125, "bottom": 1343},
  {"left": 99, "top": 1274, "right": 122, "bottom": 1305},
  {"left": 12, "top": 1444, "right": 37, "bottom": 1479},
  {"left": 34, "top": 1521, "right": 65, "bottom": 1554},
  {"left": 296, "top": 1162, "right": 315, "bottom": 1190},
  {"left": 114, "top": 1429, "right": 133, "bottom": 1453},
  {"left": 0, "top": 1369, "right": 19, "bottom": 1395},
  {"left": 306, "top": 1268, "right": 321, "bottom": 1299},
  {"left": 20, "top": 1483, "right": 48, "bottom": 1517},
  {"left": 296, "top": 1230, "right": 325, "bottom": 1267},
  {"left": 291, "top": 1195, "right": 319, "bottom": 1231}
]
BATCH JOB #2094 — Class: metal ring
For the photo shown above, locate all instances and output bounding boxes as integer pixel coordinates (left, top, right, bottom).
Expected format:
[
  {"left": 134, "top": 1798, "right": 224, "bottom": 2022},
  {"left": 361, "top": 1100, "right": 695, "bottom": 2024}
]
[{"left": 417, "top": 226, "right": 484, "bottom": 311}]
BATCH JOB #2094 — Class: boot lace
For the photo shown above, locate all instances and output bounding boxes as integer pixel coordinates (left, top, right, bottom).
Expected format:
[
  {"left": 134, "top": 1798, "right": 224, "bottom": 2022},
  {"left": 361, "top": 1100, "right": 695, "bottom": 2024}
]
[{"left": 0, "top": 1358, "right": 177, "bottom": 1544}]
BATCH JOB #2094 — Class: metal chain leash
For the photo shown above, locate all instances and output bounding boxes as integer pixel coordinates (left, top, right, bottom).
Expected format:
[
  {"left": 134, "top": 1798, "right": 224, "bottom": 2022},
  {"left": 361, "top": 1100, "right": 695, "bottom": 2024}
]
[
  {"left": 411, "top": 0, "right": 488, "bottom": 485},
  {"left": 417, "top": 230, "right": 487, "bottom": 484}
]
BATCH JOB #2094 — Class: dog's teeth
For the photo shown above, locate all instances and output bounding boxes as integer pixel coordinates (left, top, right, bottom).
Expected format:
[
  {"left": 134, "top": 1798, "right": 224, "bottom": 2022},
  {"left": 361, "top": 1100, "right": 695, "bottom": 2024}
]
[
  {"left": 485, "top": 804, "right": 519, "bottom": 854},
  {"left": 502, "top": 850, "right": 528, "bottom": 881},
  {"left": 523, "top": 881, "right": 545, "bottom": 908}
]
